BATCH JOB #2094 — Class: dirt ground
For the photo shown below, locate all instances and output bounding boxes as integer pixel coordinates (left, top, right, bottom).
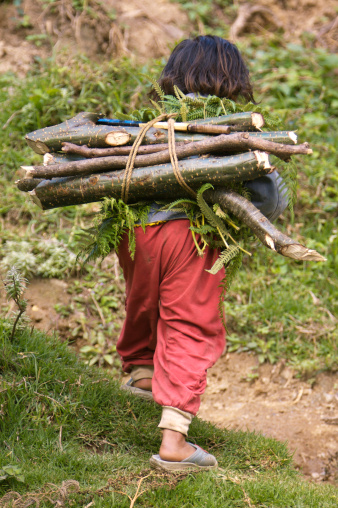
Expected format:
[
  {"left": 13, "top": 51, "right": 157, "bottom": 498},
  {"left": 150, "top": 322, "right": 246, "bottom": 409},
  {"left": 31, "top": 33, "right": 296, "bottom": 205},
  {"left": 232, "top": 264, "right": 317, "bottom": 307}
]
[
  {"left": 0, "top": 0, "right": 337, "bottom": 75},
  {"left": 1, "top": 275, "right": 337, "bottom": 484}
]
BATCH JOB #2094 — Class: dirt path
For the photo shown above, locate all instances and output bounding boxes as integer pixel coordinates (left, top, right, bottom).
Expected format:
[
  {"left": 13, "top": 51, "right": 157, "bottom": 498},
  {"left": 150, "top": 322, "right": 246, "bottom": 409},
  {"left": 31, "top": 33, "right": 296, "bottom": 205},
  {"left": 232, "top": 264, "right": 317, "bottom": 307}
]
[{"left": 199, "top": 352, "right": 338, "bottom": 483}]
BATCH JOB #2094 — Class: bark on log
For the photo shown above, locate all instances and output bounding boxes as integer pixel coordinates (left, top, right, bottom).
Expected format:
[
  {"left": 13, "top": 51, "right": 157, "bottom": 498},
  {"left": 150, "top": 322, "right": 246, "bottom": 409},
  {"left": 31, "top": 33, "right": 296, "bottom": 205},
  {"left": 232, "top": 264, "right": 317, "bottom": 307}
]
[
  {"left": 25, "top": 112, "right": 282, "bottom": 155},
  {"left": 178, "top": 112, "right": 265, "bottom": 130},
  {"left": 62, "top": 133, "right": 309, "bottom": 161},
  {"left": 61, "top": 142, "right": 183, "bottom": 158},
  {"left": 205, "top": 189, "right": 326, "bottom": 261},
  {"left": 22, "top": 132, "right": 308, "bottom": 180},
  {"left": 16, "top": 178, "right": 44, "bottom": 192},
  {"left": 27, "top": 151, "right": 272, "bottom": 209},
  {"left": 142, "top": 122, "right": 232, "bottom": 134}
]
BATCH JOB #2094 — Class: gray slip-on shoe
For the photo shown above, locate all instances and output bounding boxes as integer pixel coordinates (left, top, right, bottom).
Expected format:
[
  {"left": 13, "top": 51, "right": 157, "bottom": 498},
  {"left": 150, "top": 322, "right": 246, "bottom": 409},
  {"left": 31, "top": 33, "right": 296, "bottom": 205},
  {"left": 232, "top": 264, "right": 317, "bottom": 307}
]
[
  {"left": 149, "top": 443, "right": 218, "bottom": 472},
  {"left": 121, "top": 378, "right": 154, "bottom": 401}
]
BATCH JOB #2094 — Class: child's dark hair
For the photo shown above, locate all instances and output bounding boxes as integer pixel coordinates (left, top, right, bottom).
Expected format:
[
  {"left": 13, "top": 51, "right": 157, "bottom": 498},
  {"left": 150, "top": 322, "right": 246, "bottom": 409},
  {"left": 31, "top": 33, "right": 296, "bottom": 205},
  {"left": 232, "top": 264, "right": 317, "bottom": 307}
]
[{"left": 153, "top": 35, "right": 254, "bottom": 103}]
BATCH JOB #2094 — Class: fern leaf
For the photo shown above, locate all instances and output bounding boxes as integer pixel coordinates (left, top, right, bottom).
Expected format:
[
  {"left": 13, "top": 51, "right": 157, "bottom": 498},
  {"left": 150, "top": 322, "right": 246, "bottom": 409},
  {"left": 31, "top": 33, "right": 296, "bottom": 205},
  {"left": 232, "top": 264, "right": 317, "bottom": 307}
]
[{"left": 207, "top": 246, "right": 240, "bottom": 275}]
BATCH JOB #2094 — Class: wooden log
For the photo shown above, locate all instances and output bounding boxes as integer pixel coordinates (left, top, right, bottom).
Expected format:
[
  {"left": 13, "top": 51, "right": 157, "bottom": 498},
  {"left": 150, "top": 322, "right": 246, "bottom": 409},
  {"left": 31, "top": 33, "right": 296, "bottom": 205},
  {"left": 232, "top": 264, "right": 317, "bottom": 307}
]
[
  {"left": 24, "top": 112, "right": 207, "bottom": 154},
  {"left": 22, "top": 132, "right": 310, "bottom": 180},
  {"left": 140, "top": 122, "right": 232, "bottom": 134},
  {"left": 16, "top": 178, "right": 44, "bottom": 192},
  {"left": 205, "top": 189, "right": 326, "bottom": 261},
  {"left": 25, "top": 112, "right": 290, "bottom": 155},
  {"left": 150, "top": 112, "right": 265, "bottom": 131},
  {"left": 27, "top": 151, "right": 272, "bottom": 209}
]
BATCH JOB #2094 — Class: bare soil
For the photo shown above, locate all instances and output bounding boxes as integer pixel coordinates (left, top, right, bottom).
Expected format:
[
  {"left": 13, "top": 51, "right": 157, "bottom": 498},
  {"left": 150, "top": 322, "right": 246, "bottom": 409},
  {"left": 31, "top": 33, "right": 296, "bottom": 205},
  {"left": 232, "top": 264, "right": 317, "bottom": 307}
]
[
  {"left": 232, "top": 0, "right": 338, "bottom": 51},
  {"left": 0, "top": 0, "right": 337, "bottom": 76},
  {"left": 0, "top": 0, "right": 189, "bottom": 75},
  {"left": 200, "top": 353, "right": 338, "bottom": 484}
]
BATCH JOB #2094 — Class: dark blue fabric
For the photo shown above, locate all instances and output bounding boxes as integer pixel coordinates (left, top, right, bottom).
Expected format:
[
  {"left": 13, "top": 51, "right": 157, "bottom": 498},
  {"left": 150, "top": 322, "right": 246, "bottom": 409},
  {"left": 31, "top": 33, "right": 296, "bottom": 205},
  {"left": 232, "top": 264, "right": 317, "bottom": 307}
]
[
  {"left": 145, "top": 171, "right": 288, "bottom": 224},
  {"left": 244, "top": 171, "right": 288, "bottom": 221}
]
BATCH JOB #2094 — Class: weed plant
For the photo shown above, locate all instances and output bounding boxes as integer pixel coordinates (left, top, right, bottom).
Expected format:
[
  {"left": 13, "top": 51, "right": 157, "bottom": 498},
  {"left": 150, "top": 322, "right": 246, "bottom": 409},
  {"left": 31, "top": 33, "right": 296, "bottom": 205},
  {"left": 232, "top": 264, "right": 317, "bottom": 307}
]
[{"left": 0, "top": 324, "right": 337, "bottom": 506}]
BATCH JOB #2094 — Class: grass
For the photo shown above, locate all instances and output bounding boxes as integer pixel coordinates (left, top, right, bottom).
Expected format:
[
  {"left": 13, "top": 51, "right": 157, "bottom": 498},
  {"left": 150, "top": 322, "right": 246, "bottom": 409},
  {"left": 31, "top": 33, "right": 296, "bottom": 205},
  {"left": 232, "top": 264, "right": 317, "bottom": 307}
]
[{"left": 1, "top": 322, "right": 337, "bottom": 507}]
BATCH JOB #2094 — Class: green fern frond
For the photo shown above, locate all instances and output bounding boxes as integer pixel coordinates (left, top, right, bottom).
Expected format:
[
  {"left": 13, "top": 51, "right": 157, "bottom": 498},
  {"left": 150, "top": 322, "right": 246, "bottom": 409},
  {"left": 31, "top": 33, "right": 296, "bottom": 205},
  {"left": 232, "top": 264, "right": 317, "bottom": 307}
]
[
  {"left": 150, "top": 99, "right": 164, "bottom": 114},
  {"left": 224, "top": 250, "right": 243, "bottom": 291},
  {"left": 207, "top": 245, "right": 240, "bottom": 275},
  {"left": 183, "top": 95, "right": 206, "bottom": 107},
  {"left": 190, "top": 224, "right": 216, "bottom": 235},
  {"left": 174, "top": 85, "right": 186, "bottom": 101},
  {"left": 149, "top": 78, "right": 166, "bottom": 100},
  {"left": 162, "top": 198, "right": 198, "bottom": 210},
  {"left": 180, "top": 101, "right": 188, "bottom": 123},
  {"left": 196, "top": 185, "right": 230, "bottom": 244},
  {"left": 114, "top": 112, "right": 133, "bottom": 121}
]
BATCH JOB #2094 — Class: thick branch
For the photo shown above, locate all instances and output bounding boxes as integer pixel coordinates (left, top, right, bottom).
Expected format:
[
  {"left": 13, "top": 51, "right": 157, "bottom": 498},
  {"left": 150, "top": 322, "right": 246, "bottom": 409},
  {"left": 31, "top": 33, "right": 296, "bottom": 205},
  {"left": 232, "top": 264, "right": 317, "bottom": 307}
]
[
  {"left": 205, "top": 189, "right": 326, "bottom": 262},
  {"left": 22, "top": 132, "right": 307, "bottom": 180},
  {"left": 189, "top": 112, "right": 265, "bottom": 130},
  {"left": 25, "top": 112, "right": 280, "bottom": 155},
  {"left": 27, "top": 151, "right": 271, "bottom": 209},
  {"left": 16, "top": 178, "right": 43, "bottom": 191}
]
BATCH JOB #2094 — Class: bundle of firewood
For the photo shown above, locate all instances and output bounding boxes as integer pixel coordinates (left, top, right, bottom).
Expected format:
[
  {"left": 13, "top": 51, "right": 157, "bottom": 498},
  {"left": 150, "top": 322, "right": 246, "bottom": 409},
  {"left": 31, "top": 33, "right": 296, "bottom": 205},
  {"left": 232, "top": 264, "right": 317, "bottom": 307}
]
[{"left": 16, "top": 111, "right": 325, "bottom": 261}]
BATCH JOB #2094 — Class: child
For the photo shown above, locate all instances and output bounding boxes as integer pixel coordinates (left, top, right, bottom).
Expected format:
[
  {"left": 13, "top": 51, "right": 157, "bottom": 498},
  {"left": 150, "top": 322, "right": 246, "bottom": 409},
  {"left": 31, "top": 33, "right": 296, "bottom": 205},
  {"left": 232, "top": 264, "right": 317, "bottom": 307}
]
[{"left": 118, "top": 35, "right": 287, "bottom": 471}]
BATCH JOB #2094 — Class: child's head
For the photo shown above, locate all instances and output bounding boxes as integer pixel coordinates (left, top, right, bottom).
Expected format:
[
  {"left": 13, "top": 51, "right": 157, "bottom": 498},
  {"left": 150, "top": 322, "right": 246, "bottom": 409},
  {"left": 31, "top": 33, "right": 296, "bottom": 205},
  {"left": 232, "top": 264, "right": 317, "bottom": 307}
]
[{"left": 156, "top": 35, "right": 254, "bottom": 103}]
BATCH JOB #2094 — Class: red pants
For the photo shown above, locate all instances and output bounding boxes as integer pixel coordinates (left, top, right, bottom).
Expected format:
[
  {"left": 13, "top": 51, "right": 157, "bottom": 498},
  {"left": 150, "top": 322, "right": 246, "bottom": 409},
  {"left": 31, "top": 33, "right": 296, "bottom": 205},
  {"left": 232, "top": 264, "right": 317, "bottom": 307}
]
[{"left": 117, "top": 220, "right": 226, "bottom": 415}]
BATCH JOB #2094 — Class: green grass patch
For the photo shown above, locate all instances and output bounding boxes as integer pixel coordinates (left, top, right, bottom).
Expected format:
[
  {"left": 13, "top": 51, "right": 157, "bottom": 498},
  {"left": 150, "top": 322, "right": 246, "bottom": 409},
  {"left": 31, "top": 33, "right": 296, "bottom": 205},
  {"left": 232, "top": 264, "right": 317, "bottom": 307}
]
[{"left": 1, "top": 322, "right": 337, "bottom": 507}]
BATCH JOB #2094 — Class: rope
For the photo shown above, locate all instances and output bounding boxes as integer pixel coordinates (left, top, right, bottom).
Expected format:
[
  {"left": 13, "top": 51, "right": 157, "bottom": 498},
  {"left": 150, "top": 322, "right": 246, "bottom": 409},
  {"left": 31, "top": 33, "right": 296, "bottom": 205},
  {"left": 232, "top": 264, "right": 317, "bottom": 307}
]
[
  {"left": 121, "top": 113, "right": 169, "bottom": 203},
  {"left": 121, "top": 113, "right": 197, "bottom": 202},
  {"left": 167, "top": 118, "right": 197, "bottom": 198}
]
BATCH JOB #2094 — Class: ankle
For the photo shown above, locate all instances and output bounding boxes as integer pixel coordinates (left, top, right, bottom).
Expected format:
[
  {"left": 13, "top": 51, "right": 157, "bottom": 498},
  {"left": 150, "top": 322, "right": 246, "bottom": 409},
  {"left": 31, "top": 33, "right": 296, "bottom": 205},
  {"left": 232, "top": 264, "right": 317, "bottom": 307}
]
[
  {"left": 159, "top": 429, "right": 195, "bottom": 462},
  {"left": 133, "top": 378, "right": 152, "bottom": 391}
]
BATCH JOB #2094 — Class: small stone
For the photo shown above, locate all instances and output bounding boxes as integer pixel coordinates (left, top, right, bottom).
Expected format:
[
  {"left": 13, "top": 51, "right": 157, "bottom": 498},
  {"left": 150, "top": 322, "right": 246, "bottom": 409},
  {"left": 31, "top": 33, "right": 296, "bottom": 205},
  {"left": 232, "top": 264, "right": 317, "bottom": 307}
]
[{"left": 323, "top": 393, "right": 334, "bottom": 403}]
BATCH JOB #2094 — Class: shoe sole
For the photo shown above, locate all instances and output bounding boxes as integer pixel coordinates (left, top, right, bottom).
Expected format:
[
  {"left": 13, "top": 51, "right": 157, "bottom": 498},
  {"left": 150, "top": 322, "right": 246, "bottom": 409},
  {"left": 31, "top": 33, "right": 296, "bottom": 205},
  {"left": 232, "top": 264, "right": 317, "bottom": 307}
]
[
  {"left": 121, "top": 384, "right": 154, "bottom": 401},
  {"left": 149, "top": 456, "right": 218, "bottom": 472}
]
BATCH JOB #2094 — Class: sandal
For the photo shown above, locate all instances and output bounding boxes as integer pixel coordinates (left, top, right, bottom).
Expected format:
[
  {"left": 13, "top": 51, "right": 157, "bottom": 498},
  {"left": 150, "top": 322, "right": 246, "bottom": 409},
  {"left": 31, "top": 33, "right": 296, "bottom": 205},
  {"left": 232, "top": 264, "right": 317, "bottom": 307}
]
[
  {"left": 149, "top": 443, "right": 218, "bottom": 472},
  {"left": 121, "top": 378, "right": 154, "bottom": 401}
]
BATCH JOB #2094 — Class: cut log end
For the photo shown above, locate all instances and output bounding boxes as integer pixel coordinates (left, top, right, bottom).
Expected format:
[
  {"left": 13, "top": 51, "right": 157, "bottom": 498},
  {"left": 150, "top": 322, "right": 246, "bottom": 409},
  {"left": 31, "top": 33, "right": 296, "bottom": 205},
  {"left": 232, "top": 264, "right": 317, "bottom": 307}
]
[
  {"left": 25, "top": 137, "right": 50, "bottom": 155},
  {"left": 280, "top": 244, "right": 327, "bottom": 262},
  {"left": 264, "top": 234, "right": 276, "bottom": 251},
  {"left": 289, "top": 132, "right": 298, "bottom": 144},
  {"left": 252, "top": 113, "right": 265, "bottom": 130},
  {"left": 43, "top": 153, "right": 54, "bottom": 166},
  {"left": 29, "top": 189, "right": 44, "bottom": 209},
  {"left": 105, "top": 131, "right": 131, "bottom": 146},
  {"left": 16, "top": 178, "right": 42, "bottom": 192},
  {"left": 21, "top": 165, "right": 35, "bottom": 178},
  {"left": 254, "top": 151, "right": 271, "bottom": 169}
]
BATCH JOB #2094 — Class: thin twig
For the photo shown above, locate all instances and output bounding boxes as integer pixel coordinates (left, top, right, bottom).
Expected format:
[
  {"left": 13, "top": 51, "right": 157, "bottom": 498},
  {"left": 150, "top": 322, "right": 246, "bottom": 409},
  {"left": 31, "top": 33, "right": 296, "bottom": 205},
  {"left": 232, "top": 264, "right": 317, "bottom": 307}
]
[
  {"left": 34, "top": 392, "right": 63, "bottom": 406},
  {"left": 130, "top": 474, "right": 151, "bottom": 508},
  {"left": 2, "top": 111, "right": 20, "bottom": 130},
  {"left": 59, "top": 426, "right": 63, "bottom": 452}
]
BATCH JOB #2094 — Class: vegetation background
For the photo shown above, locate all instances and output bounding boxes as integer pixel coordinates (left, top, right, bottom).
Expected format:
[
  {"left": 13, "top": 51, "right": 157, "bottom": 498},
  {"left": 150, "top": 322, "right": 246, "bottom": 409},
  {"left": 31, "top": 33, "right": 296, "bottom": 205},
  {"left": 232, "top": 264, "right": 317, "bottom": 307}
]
[{"left": 0, "top": 0, "right": 337, "bottom": 505}]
